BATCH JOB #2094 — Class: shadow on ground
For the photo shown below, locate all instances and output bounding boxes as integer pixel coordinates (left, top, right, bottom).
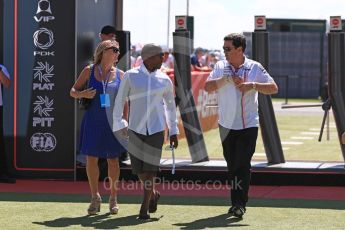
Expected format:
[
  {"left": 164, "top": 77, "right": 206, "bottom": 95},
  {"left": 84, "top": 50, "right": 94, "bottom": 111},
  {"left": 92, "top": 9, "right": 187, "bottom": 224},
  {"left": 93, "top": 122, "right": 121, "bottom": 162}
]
[
  {"left": 33, "top": 213, "right": 162, "bottom": 229},
  {"left": 173, "top": 213, "right": 248, "bottom": 229}
]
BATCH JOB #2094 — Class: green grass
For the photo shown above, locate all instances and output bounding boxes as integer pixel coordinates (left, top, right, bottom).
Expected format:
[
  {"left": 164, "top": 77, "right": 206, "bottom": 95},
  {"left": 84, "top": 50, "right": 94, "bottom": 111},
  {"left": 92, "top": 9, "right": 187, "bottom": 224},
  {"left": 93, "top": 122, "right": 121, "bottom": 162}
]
[
  {"left": 163, "top": 113, "right": 343, "bottom": 162},
  {"left": 0, "top": 193, "right": 344, "bottom": 229}
]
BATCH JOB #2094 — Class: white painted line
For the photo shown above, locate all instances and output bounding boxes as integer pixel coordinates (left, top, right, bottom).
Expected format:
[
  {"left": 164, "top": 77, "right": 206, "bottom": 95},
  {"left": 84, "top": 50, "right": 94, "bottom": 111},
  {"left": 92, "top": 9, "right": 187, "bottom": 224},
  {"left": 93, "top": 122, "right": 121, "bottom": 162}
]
[
  {"left": 291, "top": 136, "right": 314, "bottom": 140},
  {"left": 253, "top": 153, "right": 266, "bottom": 156},
  {"left": 309, "top": 128, "right": 319, "bottom": 131},
  {"left": 281, "top": 141, "right": 303, "bottom": 145},
  {"left": 300, "top": 132, "right": 319, "bottom": 135}
]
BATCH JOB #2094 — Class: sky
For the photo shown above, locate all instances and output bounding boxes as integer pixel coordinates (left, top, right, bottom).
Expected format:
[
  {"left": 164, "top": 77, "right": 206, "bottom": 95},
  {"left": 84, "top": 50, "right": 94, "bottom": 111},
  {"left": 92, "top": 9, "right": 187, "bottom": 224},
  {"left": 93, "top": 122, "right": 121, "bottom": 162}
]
[{"left": 123, "top": 0, "right": 345, "bottom": 50}]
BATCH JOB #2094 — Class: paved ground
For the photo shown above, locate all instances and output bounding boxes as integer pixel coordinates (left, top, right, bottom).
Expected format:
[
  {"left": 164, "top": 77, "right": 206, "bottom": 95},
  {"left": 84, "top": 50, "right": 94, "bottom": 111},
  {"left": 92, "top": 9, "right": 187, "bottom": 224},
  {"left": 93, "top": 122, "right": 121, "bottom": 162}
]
[{"left": 273, "top": 101, "right": 325, "bottom": 115}]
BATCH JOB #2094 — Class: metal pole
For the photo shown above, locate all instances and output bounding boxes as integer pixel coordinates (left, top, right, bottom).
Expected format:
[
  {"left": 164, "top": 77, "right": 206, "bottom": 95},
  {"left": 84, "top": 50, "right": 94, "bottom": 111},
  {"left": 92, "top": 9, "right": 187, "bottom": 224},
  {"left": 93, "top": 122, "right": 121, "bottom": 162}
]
[
  {"left": 186, "top": 0, "right": 189, "bottom": 16},
  {"left": 326, "top": 110, "right": 330, "bottom": 141},
  {"left": 284, "top": 76, "right": 289, "bottom": 105},
  {"left": 115, "top": 0, "right": 123, "bottom": 30},
  {"left": 167, "top": 0, "right": 170, "bottom": 48}
]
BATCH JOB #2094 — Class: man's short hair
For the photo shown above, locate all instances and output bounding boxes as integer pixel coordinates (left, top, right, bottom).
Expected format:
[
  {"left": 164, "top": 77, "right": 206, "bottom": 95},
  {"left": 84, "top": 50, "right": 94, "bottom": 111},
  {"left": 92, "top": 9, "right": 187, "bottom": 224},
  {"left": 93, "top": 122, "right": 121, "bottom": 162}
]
[
  {"left": 100, "top": 25, "right": 116, "bottom": 35},
  {"left": 224, "top": 33, "right": 246, "bottom": 52}
]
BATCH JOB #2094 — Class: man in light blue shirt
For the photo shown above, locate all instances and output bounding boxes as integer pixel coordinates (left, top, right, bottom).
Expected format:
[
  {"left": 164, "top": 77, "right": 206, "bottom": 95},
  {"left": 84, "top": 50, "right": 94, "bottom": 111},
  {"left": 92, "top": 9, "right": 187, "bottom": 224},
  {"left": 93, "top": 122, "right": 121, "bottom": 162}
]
[
  {"left": 205, "top": 33, "right": 278, "bottom": 218},
  {"left": 113, "top": 44, "right": 179, "bottom": 220},
  {"left": 0, "top": 64, "right": 15, "bottom": 183}
]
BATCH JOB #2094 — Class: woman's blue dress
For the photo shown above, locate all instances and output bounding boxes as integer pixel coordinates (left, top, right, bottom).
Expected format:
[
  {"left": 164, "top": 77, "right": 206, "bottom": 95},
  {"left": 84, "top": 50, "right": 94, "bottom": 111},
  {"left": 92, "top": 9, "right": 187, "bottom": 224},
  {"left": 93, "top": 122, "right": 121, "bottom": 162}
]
[{"left": 79, "top": 66, "right": 125, "bottom": 158}]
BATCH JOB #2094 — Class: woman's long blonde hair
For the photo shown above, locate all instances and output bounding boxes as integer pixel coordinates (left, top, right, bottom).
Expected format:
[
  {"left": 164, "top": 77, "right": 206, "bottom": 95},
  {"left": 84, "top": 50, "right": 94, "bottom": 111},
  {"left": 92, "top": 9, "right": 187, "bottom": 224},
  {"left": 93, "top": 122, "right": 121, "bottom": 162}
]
[{"left": 93, "top": 39, "right": 119, "bottom": 65}]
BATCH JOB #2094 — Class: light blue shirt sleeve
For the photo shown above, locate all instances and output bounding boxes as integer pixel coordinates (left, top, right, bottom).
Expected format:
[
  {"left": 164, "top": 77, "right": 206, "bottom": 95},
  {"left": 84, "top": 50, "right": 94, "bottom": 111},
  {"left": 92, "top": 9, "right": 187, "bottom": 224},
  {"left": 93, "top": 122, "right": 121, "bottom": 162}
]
[
  {"left": 254, "top": 63, "right": 274, "bottom": 83},
  {"left": 207, "top": 61, "right": 223, "bottom": 80}
]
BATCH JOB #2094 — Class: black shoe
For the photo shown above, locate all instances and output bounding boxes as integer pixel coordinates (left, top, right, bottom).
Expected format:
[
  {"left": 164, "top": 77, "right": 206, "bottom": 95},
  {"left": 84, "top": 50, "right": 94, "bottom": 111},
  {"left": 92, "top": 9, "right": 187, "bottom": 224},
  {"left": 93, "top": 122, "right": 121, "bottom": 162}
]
[
  {"left": 228, "top": 206, "right": 236, "bottom": 215},
  {"left": 0, "top": 173, "right": 16, "bottom": 183},
  {"left": 138, "top": 212, "right": 150, "bottom": 220},
  {"left": 120, "top": 152, "right": 130, "bottom": 162},
  {"left": 233, "top": 206, "right": 246, "bottom": 218}
]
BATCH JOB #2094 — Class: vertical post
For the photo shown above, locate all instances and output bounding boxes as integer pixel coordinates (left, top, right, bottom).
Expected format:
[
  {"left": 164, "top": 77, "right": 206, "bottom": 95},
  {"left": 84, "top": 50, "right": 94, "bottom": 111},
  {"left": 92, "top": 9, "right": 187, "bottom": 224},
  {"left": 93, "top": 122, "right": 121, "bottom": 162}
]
[
  {"left": 284, "top": 76, "right": 289, "bottom": 105},
  {"left": 167, "top": 0, "right": 171, "bottom": 48},
  {"left": 115, "top": 0, "right": 130, "bottom": 71},
  {"left": 115, "top": 0, "right": 123, "bottom": 31},
  {"left": 173, "top": 30, "right": 208, "bottom": 162},
  {"left": 252, "top": 16, "right": 285, "bottom": 164},
  {"left": 186, "top": 0, "right": 189, "bottom": 16},
  {"left": 0, "top": 0, "right": 3, "bottom": 63},
  {"left": 328, "top": 30, "right": 345, "bottom": 160}
]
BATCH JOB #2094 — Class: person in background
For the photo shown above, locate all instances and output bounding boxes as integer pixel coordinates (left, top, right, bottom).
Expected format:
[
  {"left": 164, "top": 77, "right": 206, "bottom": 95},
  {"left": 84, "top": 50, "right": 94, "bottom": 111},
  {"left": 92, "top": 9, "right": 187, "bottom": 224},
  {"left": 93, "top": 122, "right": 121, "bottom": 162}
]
[
  {"left": 99, "top": 25, "right": 116, "bottom": 41},
  {"left": 130, "top": 45, "right": 137, "bottom": 68},
  {"left": 70, "top": 40, "right": 126, "bottom": 215},
  {"left": 134, "top": 55, "right": 143, "bottom": 67},
  {"left": 204, "top": 33, "right": 278, "bottom": 218},
  {"left": 113, "top": 44, "right": 179, "bottom": 220},
  {"left": 191, "top": 47, "right": 211, "bottom": 71},
  {"left": 0, "top": 64, "right": 15, "bottom": 184},
  {"left": 161, "top": 49, "right": 174, "bottom": 73},
  {"left": 206, "top": 52, "right": 219, "bottom": 69}
]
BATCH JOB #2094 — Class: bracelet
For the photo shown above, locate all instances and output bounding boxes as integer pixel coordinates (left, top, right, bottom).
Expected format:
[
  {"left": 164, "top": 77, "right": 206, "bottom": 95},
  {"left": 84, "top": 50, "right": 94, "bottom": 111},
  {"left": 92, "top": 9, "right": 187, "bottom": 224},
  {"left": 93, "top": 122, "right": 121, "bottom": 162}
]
[{"left": 252, "top": 82, "right": 256, "bottom": 90}]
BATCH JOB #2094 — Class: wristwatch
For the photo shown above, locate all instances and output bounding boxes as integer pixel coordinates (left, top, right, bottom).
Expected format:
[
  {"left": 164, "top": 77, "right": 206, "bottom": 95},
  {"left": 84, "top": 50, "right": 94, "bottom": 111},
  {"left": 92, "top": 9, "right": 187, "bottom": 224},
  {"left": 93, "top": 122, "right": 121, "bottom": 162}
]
[{"left": 252, "top": 82, "right": 256, "bottom": 90}]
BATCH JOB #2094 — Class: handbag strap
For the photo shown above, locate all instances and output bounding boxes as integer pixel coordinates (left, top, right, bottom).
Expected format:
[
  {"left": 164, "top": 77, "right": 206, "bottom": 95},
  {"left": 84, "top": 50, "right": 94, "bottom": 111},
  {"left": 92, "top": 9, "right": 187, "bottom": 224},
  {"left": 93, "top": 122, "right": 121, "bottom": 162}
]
[{"left": 86, "top": 64, "right": 94, "bottom": 88}]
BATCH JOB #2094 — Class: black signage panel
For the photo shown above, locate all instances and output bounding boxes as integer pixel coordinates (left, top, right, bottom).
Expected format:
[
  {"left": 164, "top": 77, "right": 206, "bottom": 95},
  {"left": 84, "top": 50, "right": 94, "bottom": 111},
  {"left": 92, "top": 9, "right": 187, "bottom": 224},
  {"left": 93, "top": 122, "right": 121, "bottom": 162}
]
[{"left": 15, "top": 0, "right": 75, "bottom": 174}]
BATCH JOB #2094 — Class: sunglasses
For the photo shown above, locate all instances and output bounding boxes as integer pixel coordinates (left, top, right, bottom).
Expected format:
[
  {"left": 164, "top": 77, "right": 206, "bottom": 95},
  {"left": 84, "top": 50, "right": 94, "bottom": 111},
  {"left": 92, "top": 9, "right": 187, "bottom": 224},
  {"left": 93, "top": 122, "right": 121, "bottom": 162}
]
[
  {"left": 223, "top": 46, "right": 234, "bottom": 52},
  {"left": 107, "top": 47, "right": 120, "bottom": 54}
]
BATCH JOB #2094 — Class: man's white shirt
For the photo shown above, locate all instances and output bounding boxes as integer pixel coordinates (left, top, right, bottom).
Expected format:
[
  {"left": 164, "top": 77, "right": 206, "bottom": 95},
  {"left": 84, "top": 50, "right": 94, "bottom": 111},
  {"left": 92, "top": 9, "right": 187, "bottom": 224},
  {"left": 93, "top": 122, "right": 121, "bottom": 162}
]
[
  {"left": 207, "top": 57, "right": 274, "bottom": 130},
  {"left": 113, "top": 64, "right": 179, "bottom": 136}
]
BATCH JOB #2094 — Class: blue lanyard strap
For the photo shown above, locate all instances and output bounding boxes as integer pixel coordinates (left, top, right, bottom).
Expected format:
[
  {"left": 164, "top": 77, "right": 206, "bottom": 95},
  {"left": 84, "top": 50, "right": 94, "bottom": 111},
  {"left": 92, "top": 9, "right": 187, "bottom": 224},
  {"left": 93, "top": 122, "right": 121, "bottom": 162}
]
[{"left": 98, "top": 65, "right": 111, "bottom": 94}]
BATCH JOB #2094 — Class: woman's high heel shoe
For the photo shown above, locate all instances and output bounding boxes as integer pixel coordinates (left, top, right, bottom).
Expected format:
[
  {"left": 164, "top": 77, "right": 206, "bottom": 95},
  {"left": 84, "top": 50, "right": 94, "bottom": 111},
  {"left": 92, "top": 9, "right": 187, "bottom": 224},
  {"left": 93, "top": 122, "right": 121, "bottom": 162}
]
[
  {"left": 87, "top": 195, "right": 102, "bottom": 215},
  {"left": 109, "top": 197, "right": 119, "bottom": 214}
]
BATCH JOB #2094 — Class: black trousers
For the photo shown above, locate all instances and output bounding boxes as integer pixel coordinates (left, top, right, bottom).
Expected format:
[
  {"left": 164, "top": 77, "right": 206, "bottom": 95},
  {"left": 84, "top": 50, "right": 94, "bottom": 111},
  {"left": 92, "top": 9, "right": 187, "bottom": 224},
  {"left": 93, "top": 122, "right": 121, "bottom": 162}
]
[
  {"left": 0, "top": 106, "right": 8, "bottom": 174},
  {"left": 219, "top": 125, "right": 258, "bottom": 208}
]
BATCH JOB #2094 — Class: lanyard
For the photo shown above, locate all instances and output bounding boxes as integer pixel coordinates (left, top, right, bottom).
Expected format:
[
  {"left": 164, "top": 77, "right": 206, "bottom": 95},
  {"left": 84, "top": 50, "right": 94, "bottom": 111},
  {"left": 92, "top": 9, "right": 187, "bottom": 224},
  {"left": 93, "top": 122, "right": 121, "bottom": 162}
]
[
  {"left": 98, "top": 65, "right": 111, "bottom": 94},
  {"left": 228, "top": 65, "right": 248, "bottom": 80}
]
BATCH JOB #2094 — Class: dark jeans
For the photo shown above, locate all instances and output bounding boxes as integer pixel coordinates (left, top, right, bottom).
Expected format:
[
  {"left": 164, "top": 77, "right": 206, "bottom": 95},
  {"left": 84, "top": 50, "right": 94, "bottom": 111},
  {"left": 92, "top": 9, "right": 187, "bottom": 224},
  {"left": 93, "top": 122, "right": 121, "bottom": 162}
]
[
  {"left": 219, "top": 125, "right": 258, "bottom": 208},
  {"left": 0, "top": 106, "right": 8, "bottom": 174}
]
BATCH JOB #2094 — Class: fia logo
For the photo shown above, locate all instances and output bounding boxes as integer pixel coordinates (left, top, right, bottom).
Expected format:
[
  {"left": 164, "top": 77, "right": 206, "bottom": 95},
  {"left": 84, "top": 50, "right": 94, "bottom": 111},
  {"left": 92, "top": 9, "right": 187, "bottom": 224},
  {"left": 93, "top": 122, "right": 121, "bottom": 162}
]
[
  {"left": 34, "top": 0, "right": 55, "bottom": 22},
  {"left": 33, "top": 28, "right": 54, "bottom": 50},
  {"left": 30, "top": 132, "right": 57, "bottom": 152}
]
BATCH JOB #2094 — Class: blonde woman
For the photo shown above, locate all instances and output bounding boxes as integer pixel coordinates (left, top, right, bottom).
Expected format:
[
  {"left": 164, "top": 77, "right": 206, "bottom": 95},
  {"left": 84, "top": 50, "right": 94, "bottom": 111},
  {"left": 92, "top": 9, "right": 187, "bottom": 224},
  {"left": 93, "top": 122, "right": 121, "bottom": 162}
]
[{"left": 70, "top": 40, "right": 127, "bottom": 215}]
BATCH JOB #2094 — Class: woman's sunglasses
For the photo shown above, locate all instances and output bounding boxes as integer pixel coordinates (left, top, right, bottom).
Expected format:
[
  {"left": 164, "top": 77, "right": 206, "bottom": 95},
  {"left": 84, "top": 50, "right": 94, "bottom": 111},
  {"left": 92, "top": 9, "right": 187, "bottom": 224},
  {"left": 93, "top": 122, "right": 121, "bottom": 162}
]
[{"left": 107, "top": 47, "right": 120, "bottom": 54}]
